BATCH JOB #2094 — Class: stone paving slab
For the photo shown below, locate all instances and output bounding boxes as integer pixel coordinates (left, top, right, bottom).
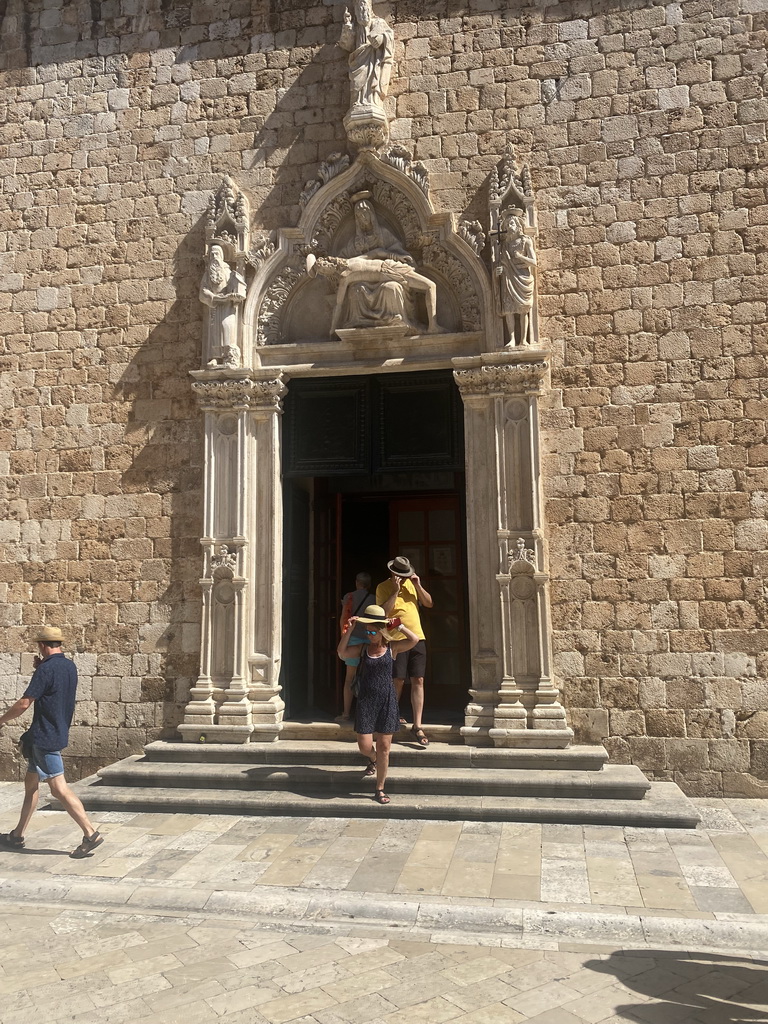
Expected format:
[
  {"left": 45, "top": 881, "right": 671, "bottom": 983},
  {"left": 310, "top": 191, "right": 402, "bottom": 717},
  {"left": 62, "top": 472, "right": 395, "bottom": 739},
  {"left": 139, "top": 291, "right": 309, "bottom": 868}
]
[
  {"left": 2, "top": 786, "right": 768, "bottom": 1020},
  {"left": 0, "top": 900, "right": 767, "bottom": 1024},
  {"left": 1, "top": 790, "right": 765, "bottom": 919}
]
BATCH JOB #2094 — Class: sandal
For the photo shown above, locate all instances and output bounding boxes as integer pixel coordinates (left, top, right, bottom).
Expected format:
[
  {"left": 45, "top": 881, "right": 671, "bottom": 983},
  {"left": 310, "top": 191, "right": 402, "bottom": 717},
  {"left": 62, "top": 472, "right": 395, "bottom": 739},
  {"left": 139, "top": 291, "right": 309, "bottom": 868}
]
[
  {"left": 363, "top": 759, "right": 376, "bottom": 778},
  {"left": 70, "top": 831, "right": 104, "bottom": 859},
  {"left": 375, "top": 789, "right": 391, "bottom": 804},
  {"left": 0, "top": 831, "right": 24, "bottom": 850},
  {"left": 412, "top": 727, "right": 429, "bottom": 748}
]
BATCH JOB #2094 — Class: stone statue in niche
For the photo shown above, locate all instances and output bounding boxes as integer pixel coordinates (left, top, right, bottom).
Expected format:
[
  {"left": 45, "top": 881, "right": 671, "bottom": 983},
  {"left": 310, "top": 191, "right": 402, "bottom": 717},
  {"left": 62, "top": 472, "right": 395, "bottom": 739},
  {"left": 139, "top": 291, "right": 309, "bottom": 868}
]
[
  {"left": 306, "top": 253, "right": 445, "bottom": 337},
  {"left": 339, "top": 0, "right": 394, "bottom": 148},
  {"left": 340, "top": 1, "right": 394, "bottom": 116},
  {"left": 495, "top": 212, "right": 536, "bottom": 347},
  {"left": 200, "top": 244, "right": 246, "bottom": 368}
]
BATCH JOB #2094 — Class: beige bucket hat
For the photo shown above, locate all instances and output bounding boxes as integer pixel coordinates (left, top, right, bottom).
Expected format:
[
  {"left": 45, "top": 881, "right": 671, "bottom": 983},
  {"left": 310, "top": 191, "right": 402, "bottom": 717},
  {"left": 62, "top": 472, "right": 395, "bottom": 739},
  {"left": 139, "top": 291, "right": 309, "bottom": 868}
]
[{"left": 33, "top": 626, "right": 64, "bottom": 643}]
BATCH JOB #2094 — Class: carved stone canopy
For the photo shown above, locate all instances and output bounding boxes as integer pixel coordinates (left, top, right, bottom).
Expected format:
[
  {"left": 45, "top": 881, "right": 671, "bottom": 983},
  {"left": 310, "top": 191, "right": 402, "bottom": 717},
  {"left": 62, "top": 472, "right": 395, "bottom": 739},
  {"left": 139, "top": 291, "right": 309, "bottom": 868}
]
[
  {"left": 243, "top": 149, "right": 494, "bottom": 361},
  {"left": 206, "top": 177, "right": 250, "bottom": 263}
]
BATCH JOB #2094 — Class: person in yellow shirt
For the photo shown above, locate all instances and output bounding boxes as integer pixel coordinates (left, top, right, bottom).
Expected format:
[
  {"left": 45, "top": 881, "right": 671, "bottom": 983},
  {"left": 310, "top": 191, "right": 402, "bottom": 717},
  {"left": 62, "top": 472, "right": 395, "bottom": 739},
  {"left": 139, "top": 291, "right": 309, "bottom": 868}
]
[{"left": 375, "top": 555, "right": 433, "bottom": 747}]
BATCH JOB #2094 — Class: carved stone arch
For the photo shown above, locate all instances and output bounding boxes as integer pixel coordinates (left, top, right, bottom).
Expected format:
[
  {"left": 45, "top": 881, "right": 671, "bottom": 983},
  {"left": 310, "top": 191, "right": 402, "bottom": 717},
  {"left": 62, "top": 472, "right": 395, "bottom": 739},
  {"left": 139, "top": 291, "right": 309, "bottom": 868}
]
[{"left": 241, "top": 150, "right": 494, "bottom": 361}]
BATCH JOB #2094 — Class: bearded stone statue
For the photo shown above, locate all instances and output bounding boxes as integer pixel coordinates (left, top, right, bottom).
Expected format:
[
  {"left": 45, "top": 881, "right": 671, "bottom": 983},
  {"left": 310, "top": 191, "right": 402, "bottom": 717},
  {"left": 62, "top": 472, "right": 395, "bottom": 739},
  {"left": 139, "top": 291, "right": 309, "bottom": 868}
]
[{"left": 199, "top": 244, "right": 247, "bottom": 368}]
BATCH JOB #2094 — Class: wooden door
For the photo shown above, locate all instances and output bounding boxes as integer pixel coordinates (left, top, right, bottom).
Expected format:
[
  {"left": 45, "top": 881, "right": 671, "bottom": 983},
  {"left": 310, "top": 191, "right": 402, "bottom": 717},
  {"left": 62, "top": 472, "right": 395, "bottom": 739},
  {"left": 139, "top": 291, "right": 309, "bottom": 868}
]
[
  {"left": 389, "top": 495, "right": 468, "bottom": 716},
  {"left": 310, "top": 483, "right": 341, "bottom": 716}
]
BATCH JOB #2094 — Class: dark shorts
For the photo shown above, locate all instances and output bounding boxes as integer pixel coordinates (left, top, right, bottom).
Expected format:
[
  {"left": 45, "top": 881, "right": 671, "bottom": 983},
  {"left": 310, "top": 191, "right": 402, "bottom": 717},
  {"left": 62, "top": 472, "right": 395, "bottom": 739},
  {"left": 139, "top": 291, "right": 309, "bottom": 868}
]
[{"left": 393, "top": 640, "right": 426, "bottom": 681}]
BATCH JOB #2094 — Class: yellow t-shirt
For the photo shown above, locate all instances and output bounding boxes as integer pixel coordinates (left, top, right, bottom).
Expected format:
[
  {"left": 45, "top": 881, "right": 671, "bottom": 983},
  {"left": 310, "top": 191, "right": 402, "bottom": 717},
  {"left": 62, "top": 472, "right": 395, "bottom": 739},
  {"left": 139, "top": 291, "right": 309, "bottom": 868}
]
[{"left": 375, "top": 577, "right": 425, "bottom": 640}]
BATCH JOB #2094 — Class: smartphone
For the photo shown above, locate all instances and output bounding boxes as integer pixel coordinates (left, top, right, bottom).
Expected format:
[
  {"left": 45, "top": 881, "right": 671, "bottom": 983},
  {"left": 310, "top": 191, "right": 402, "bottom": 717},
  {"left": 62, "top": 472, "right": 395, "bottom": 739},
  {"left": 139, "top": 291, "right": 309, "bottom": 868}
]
[{"left": 388, "top": 617, "right": 401, "bottom": 629}]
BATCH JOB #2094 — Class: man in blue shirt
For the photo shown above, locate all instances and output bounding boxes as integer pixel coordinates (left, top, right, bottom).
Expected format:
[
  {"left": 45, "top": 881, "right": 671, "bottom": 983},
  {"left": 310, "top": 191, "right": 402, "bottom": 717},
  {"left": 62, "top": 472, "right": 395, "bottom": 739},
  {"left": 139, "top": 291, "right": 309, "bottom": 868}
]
[{"left": 0, "top": 626, "right": 103, "bottom": 858}]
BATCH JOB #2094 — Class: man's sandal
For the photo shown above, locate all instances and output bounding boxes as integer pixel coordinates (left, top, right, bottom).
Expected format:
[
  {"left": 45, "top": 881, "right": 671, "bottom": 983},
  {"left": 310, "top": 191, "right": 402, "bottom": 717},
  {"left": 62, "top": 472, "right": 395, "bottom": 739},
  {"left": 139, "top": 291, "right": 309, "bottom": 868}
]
[
  {"left": 374, "top": 789, "right": 391, "bottom": 804},
  {"left": 70, "top": 831, "right": 104, "bottom": 859},
  {"left": 363, "top": 759, "right": 376, "bottom": 777},
  {"left": 412, "top": 727, "right": 429, "bottom": 748},
  {"left": 0, "top": 831, "right": 24, "bottom": 850}
]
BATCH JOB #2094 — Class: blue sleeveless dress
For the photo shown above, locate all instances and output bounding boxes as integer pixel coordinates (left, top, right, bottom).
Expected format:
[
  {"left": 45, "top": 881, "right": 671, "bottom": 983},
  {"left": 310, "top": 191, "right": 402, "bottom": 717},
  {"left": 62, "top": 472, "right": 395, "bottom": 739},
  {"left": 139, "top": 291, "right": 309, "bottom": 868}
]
[{"left": 354, "top": 646, "right": 399, "bottom": 735}]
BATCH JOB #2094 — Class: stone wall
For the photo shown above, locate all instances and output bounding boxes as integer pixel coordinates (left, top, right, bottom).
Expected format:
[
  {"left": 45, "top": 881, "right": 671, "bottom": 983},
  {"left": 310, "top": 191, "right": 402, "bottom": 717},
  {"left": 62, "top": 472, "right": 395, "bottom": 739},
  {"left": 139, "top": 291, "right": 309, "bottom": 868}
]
[{"left": 1, "top": 0, "right": 766, "bottom": 792}]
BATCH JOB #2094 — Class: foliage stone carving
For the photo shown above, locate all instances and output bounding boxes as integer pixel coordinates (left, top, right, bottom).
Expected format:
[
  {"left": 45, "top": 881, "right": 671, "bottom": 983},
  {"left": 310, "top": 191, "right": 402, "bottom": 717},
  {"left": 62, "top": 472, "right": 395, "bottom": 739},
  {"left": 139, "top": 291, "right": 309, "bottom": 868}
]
[{"left": 257, "top": 257, "right": 306, "bottom": 345}]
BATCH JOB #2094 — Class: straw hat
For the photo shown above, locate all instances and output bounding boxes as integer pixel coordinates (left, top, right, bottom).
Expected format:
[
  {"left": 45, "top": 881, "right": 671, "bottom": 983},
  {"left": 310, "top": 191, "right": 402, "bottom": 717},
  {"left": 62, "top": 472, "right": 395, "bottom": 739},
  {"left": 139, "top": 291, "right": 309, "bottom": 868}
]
[
  {"left": 356, "top": 604, "right": 389, "bottom": 624},
  {"left": 33, "top": 626, "right": 64, "bottom": 643}
]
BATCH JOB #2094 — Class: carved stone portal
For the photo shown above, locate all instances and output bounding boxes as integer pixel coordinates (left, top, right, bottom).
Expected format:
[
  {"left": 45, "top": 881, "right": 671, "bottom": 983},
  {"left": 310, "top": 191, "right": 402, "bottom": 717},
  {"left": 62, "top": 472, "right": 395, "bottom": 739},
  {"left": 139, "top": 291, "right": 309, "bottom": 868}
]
[{"left": 181, "top": 120, "right": 565, "bottom": 748}]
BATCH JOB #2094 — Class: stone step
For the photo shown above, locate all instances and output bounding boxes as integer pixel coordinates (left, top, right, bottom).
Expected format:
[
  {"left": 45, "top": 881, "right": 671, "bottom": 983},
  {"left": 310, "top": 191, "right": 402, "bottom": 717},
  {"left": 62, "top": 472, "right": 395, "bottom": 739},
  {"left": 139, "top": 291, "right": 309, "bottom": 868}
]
[
  {"left": 278, "top": 720, "right": 572, "bottom": 749},
  {"left": 143, "top": 740, "right": 610, "bottom": 772},
  {"left": 281, "top": 720, "right": 466, "bottom": 744},
  {"left": 65, "top": 778, "right": 700, "bottom": 828},
  {"left": 97, "top": 757, "right": 650, "bottom": 800}
]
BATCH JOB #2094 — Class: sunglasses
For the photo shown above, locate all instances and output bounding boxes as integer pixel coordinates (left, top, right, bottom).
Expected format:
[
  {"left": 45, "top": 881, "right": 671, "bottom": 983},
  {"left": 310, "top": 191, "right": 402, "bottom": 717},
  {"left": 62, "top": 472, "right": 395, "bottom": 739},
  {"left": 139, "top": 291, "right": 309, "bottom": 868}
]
[{"left": 364, "top": 628, "right": 380, "bottom": 635}]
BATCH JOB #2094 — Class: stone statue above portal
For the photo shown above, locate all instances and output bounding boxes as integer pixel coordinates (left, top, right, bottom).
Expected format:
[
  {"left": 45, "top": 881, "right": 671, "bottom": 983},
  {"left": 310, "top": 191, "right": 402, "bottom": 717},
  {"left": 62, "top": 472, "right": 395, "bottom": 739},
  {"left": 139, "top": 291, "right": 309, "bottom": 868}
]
[
  {"left": 339, "top": 1, "right": 394, "bottom": 149},
  {"left": 306, "top": 253, "right": 445, "bottom": 338},
  {"left": 200, "top": 244, "right": 247, "bottom": 368}
]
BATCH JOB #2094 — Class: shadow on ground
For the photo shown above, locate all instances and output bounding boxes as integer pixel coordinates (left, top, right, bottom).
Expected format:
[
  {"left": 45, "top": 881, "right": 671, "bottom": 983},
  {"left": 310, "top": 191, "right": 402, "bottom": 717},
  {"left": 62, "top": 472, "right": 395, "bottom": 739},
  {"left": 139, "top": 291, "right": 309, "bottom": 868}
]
[{"left": 585, "top": 949, "right": 768, "bottom": 1024}]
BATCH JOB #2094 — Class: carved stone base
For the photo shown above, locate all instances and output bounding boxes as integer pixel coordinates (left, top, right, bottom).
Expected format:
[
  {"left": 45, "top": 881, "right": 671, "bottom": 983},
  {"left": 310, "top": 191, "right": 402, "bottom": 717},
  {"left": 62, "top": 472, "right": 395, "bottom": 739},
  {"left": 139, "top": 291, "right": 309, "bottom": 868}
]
[
  {"left": 181, "top": 693, "right": 216, "bottom": 729},
  {"left": 531, "top": 701, "right": 574, "bottom": 734},
  {"left": 178, "top": 723, "right": 254, "bottom": 744},
  {"left": 336, "top": 324, "right": 413, "bottom": 344},
  {"left": 463, "top": 688, "right": 528, "bottom": 746},
  {"left": 489, "top": 728, "right": 572, "bottom": 749},
  {"left": 344, "top": 105, "right": 389, "bottom": 150},
  {"left": 251, "top": 721, "right": 284, "bottom": 742}
]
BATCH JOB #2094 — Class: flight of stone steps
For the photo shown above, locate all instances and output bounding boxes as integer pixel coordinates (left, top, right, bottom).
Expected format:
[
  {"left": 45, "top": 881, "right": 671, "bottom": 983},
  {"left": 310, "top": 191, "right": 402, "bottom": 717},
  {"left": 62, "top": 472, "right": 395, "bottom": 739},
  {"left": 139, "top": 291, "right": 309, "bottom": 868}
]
[{"left": 63, "top": 721, "right": 701, "bottom": 828}]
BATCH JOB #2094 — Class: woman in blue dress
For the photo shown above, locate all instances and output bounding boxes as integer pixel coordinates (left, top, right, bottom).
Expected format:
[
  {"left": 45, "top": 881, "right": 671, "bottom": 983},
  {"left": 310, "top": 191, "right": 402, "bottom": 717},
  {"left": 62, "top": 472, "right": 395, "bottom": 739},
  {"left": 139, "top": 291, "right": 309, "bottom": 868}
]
[{"left": 337, "top": 604, "right": 418, "bottom": 804}]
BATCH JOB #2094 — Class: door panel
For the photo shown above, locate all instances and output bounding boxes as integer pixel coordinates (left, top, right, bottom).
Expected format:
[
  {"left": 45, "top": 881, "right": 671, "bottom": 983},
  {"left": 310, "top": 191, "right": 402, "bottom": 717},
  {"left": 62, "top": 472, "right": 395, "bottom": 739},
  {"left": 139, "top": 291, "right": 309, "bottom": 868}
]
[
  {"left": 390, "top": 496, "right": 468, "bottom": 716},
  {"left": 311, "top": 484, "right": 340, "bottom": 716}
]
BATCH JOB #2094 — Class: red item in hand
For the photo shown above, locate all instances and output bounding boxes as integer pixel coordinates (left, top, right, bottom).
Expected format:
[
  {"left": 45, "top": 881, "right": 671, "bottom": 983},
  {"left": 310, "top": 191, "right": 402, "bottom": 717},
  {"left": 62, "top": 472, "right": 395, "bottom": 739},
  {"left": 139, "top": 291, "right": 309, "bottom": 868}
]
[{"left": 389, "top": 617, "right": 401, "bottom": 629}]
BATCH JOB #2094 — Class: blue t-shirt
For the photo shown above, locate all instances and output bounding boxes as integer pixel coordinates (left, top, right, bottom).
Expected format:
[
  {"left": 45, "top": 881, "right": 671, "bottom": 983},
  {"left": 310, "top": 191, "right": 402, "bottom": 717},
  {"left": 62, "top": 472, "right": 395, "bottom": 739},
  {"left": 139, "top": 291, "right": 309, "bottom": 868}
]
[{"left": 23, "top": 653, "right": 78, "bottom": 752}]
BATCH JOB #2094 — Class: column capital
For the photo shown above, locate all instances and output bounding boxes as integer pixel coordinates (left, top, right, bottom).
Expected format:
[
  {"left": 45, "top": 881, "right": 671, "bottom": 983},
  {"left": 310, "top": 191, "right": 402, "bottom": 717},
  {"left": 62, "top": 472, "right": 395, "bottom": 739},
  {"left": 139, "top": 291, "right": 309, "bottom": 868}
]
[
  {"left": 453, "top": 361, "right": 547, "bottom": 398},
  {"left": 191, "top": 374, "right": 288, "bottom": 411}
]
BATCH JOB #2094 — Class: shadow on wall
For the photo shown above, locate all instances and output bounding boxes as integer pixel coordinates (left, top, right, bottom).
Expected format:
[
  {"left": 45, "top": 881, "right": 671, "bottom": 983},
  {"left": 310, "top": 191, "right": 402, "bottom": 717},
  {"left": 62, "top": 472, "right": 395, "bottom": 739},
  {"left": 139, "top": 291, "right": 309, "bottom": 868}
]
[
  {"left": 1, "top": 0, "right": 549, "bottom": 72},
  {"left": 585, "top": 949, "right": 768, "bottom": 1024},
  {"left": 110, "top": 209, "right": 213, "bottom": 742}
]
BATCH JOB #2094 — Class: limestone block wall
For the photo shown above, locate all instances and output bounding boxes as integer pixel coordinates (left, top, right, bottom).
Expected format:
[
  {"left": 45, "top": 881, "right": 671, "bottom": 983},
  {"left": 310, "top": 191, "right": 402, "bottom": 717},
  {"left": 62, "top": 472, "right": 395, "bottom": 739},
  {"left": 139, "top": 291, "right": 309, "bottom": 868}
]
[{"left": 1, "top": 0, "right": 766, "bottom": 792}]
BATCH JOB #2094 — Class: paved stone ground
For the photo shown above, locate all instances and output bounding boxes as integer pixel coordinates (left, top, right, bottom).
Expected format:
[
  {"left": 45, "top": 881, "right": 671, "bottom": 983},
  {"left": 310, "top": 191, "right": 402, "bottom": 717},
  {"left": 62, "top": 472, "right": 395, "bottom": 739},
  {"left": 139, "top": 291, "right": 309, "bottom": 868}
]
[{"left": 1, "top": 784, "right": 768, "bottom": 1022}]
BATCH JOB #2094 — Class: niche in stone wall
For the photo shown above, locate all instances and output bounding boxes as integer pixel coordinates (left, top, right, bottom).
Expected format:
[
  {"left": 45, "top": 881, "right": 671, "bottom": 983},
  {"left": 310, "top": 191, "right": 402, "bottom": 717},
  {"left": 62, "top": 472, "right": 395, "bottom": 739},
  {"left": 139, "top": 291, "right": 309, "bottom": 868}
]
[
  {"left": 209, "top": 547, "right": 239, "bottom": 685},
  {"left": 211, "top": 579, "right": 236, "bottom": 683},
  {"left": 508, "top": 564, "right": 541, "bottom": 684},
  {"left": 212, "top": 415, "right": 238, "bottom": 538},
  {"left": 503, "top": 398, "right": 534, "bottom": 532}
]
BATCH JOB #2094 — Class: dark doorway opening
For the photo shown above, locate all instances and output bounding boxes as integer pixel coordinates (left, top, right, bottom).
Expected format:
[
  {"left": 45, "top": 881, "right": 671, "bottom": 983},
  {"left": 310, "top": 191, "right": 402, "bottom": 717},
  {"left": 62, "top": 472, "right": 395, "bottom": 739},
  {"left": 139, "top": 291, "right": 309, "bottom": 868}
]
[{"left": 281, "top": 370, "right": 469, "bottom": 722}]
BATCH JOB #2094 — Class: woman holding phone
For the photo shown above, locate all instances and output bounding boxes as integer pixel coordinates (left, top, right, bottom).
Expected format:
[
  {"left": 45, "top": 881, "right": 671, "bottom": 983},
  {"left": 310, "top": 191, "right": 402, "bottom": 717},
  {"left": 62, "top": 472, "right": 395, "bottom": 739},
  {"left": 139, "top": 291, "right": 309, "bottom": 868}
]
[{"left": 337, "top": 604, "right": 418, "bottom": 805}]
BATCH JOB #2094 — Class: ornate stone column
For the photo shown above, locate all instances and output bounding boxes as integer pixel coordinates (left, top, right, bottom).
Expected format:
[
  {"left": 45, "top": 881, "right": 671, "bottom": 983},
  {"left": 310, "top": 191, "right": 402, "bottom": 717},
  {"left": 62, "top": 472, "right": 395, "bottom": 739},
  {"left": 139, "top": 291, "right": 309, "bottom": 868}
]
[
  {"left": 245, "top": 375, "right": 288, "bottom": 741},
  {"left": 453, "top": 357, "right": 572, "bottom": 748},
  {"left": 179, "top": 372, "right": 287, "bottom": 743}
]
